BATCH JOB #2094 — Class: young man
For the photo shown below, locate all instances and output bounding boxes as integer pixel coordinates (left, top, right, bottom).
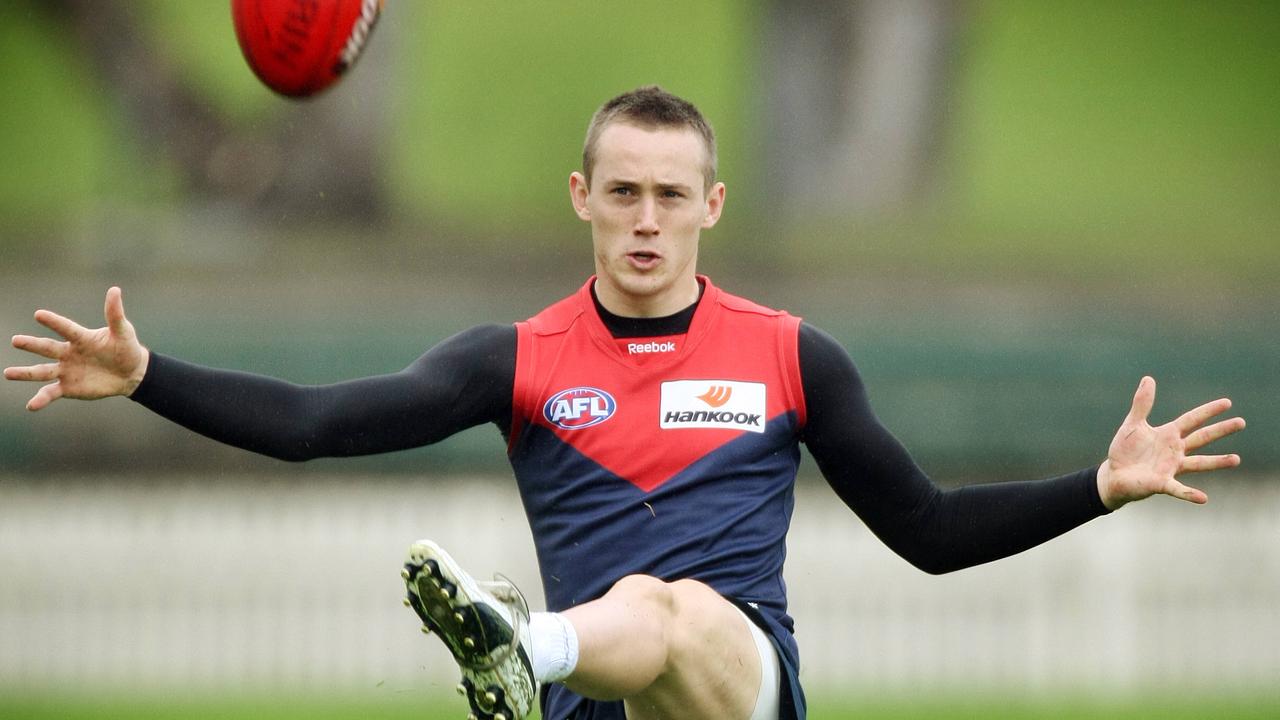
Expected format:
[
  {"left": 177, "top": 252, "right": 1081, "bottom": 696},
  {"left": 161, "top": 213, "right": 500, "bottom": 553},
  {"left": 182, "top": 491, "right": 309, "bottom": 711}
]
[{"left": 5, "top": 87, "right": 1245, "bottom": 720}]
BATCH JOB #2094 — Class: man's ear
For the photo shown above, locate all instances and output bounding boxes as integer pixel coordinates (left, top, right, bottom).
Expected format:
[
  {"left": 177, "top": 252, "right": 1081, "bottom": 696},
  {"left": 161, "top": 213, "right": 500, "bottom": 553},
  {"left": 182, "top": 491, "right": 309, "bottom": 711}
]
[
  {"left": 569, "top": 172, "right": 591, "bottom": 222},
  {"left": 701, "top": 181, "right": 726, "bottom": 229}
]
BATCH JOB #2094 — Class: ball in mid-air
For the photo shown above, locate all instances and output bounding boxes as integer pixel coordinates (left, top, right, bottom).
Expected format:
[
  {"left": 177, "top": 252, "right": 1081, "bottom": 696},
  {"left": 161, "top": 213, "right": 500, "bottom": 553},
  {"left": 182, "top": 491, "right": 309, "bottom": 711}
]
[{"left": 232, "top": 0, "right": 384, "bottom": 98}]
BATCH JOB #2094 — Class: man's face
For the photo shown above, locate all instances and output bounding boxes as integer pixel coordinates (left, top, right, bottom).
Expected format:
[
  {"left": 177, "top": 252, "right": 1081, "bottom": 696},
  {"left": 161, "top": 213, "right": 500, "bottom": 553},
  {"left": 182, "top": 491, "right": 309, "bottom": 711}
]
[{"left": 570, "top": 122, "right": 725, "bottom": 317}]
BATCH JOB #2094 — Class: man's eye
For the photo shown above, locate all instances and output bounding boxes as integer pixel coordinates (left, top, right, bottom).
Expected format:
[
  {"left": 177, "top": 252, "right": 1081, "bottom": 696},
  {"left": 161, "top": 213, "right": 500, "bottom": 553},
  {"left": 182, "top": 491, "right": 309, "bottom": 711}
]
[
  {"left": 612, "top": 187, "right": 632, "bottom": 196},
  {"left": 663, "top": 190, "right": 683, "bottom": 199}
]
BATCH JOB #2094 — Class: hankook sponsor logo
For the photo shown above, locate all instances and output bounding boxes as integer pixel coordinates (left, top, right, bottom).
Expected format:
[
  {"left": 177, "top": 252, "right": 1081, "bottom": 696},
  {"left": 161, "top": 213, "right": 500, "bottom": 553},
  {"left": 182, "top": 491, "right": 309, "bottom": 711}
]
[
  {"left": 660, "top": 380, "right": 766, "bottom": 433},
  {"left": 664, "top": 409, "right": 762, "bottom": 424},
  {"left": 697, "top": 385, "right": 732, "bottom": 407}
]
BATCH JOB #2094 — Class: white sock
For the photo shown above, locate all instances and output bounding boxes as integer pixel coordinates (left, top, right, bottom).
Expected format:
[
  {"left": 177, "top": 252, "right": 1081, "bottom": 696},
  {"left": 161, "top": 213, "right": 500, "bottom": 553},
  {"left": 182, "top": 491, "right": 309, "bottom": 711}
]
[{"left": 528, "top": 611, "right": 579, "bottom": 684}]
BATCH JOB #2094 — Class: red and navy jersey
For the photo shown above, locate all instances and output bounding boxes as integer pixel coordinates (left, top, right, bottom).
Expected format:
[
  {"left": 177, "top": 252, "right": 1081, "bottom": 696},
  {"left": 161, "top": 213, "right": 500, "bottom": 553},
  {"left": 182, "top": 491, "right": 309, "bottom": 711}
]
[
  {"left": 509, "top": 275, "right": 807, "bottom": 717},
  {"left": 132, "top": 270, "right": 1108, "bottom": 720}
]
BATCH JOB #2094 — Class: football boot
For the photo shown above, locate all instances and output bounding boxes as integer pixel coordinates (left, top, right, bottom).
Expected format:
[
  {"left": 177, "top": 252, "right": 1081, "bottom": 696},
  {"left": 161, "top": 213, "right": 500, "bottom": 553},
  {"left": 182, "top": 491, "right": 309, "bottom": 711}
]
[{"left": 402, "top": 539, "right": 537, "bottom": 720}]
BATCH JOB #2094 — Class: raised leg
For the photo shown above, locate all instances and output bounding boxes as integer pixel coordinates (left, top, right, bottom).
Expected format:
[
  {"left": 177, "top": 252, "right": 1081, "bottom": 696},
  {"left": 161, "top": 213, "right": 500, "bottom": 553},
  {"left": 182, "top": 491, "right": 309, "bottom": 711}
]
[
  {"left": 404, "top": 542, "right": 770, "bottom": 720},
  {"left": 562, "top": 574, "right": 764, "bottom": 720}
]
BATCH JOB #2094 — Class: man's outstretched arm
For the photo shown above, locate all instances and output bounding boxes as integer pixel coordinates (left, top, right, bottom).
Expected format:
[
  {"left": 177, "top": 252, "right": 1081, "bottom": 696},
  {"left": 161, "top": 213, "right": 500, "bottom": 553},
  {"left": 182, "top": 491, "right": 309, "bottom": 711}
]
[
  {"left": 6, "top": 287, "right": 517, "bottom": 461},
  {"left": 797, "top": 323, "right": 1245, "bottom": 574}
]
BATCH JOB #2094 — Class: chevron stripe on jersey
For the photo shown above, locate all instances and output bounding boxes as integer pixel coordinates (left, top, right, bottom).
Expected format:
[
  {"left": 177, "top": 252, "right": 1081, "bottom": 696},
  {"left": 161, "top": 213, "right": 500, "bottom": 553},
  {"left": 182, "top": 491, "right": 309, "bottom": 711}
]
[
  {"left": 508, "top": 276, "right": 805, "bottom": 610},
  {"left": 508, "top": 275, "right": 808, "bottom": 719},
  {"left": 510, "top": 276, "right": 806, "bottom": 493}
]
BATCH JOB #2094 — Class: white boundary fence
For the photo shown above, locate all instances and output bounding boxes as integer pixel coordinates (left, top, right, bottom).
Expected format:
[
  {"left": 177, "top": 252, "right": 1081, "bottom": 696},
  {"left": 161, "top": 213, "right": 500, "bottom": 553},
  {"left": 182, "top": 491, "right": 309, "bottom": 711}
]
[{"left": 1, "top": 476, "right": 1277, "bottom": 695}]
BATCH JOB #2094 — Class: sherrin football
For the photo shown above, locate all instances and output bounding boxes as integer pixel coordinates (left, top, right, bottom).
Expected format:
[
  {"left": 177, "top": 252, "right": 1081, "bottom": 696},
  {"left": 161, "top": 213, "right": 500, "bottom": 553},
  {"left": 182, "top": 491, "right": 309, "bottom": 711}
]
[{"left": 232, "top": 0, "right": 384, "bottom": 98}]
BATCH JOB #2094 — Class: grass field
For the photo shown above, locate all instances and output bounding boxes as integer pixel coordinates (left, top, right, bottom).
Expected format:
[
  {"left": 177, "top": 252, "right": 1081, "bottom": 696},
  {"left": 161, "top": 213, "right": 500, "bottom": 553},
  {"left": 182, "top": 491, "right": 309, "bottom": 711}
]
[{"left": 3, "top": 692, "right": 1279, "bottom": 720}]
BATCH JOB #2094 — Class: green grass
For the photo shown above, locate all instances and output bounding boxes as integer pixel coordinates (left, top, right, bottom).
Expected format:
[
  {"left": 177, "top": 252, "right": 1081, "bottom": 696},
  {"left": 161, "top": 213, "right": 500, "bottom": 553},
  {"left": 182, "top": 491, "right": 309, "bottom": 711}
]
[
  {"left": 814, "top": 695, "right": 1280, "bottom": 720},
  {"left": 0, "top": 694, "right": 435, "bottom": 720},
  {"left": 3, "top": 692, "right": 1278, "bottom": 720}
]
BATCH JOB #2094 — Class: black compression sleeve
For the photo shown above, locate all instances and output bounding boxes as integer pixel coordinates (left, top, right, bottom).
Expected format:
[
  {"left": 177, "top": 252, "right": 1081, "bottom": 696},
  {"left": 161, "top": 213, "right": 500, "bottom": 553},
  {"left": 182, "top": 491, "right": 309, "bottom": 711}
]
[
  {"left": 798, "top": 322, "right": 1110, "bottom": 575},
  {"left": 129, "top": 324, "right": 516, "bottom": 461}
]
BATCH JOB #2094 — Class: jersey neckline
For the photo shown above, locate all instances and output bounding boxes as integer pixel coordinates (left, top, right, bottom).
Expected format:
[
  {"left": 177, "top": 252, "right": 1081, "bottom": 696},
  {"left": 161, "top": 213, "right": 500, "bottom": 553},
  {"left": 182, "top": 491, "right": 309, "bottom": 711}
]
[{"left": 577, "top": 275, "right": 721, "bottom": 371}]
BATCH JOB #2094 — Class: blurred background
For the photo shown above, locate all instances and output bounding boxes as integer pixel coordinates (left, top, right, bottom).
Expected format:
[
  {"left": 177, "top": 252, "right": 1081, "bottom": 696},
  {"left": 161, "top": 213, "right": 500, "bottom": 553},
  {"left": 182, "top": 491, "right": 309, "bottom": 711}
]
[{"left": 1, "top": 1, "right": 1276, "bottom": 718}]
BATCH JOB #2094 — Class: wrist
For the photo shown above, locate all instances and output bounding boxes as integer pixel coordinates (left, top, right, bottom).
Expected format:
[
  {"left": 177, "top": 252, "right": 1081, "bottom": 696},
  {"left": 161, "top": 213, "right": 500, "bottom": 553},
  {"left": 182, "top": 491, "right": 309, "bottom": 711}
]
[
  {"left": 1096, "top": 460, "right": 1124, "bottom": 512},
  {"left": 124, "top": 347, "right": 150, "bottom": 397}
]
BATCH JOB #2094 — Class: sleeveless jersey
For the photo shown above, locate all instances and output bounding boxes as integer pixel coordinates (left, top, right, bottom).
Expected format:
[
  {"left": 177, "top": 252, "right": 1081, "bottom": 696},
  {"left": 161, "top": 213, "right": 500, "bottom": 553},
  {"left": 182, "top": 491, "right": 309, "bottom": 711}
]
[{"left": 509, "top": 276, "right": 808, "bottom": 719}]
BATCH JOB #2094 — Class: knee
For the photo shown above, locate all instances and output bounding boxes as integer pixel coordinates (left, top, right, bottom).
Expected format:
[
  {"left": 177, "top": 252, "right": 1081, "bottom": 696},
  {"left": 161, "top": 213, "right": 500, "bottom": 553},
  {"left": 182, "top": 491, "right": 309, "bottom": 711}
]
[
  {"left": 607, "top": 574, "right": 676, "bottom": 616},
  {"left": 632, "top": 578, "right": 723, "bottom": 655},
  {"left": 601, "top": 576, "right": 728, "bottom": 672},
  {"left": 665, "top": 578, "right": 723, "bottom": 634},
  {"left": 606, "top": 575, "right": 713, "bottom": 615},
  {"left": 600, "top": 575, "right": 675, "bottom": 654},
  {"left": 610, "top": 576, "right": 715, "bottom": 630}
]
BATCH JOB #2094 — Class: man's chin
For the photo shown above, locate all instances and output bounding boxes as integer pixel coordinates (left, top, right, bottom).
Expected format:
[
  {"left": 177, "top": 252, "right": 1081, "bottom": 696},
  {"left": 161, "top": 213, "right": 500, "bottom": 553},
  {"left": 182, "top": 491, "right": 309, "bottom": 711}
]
[{"left": 617, "top": 275, "right": 668, "bottom": 298}]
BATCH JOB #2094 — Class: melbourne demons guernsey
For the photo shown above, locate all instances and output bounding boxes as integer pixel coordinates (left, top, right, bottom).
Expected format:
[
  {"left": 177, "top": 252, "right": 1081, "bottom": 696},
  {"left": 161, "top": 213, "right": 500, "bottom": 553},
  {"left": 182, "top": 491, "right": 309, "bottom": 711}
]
[{"left": 509, "top": 275, "right": 808, "bottom": 718}]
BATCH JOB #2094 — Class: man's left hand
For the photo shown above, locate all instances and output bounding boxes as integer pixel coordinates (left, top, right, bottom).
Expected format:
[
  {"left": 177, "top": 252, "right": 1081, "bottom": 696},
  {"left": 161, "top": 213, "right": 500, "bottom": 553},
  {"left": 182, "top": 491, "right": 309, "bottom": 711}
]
[{"left": 1097, "top": 376, "right": 1245, "bottom": 511}]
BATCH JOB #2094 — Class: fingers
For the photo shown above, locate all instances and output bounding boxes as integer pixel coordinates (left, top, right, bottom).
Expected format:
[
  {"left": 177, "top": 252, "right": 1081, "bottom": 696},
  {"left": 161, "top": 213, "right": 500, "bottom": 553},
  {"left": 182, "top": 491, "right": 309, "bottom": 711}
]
[
  {"left": 34, "top": 309, "right": 89, "bottom": 343},
  {"left": 1181, "top": 453, "right": 1241, "bottom": 474},
  {"left": 1125, "top": 376, "right": 1156, "bottom": 424},
  {"left": 3, "top": 362, "right": 59, "bottom": 383},
  {"left": 27, "top": 382, "right": 63, "bottom": 412},
  {"left": 105, "top": 286, "right": 129, "bottom": 337},
  {"left": 1184, "top": 416, "right": 1246, "bottom": 451},
  {"left": 1163, "top": 477, "right": 1208, "bottom": 505},
  {"left": 11, "top": 334, "right": 66, "bottom": 360},
  {"left": 1174, "top": 397, "right": 1234, "bottom": 436},
  {"left": 7, "top": 330, "right": 68, "bottom": 414}
]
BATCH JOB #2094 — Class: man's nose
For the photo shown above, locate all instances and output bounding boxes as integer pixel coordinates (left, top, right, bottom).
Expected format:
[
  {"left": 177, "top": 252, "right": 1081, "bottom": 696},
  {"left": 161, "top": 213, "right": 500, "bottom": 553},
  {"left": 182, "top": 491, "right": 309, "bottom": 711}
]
[{"left": 634, "top": 197, "right": 660, "bottom": 236}]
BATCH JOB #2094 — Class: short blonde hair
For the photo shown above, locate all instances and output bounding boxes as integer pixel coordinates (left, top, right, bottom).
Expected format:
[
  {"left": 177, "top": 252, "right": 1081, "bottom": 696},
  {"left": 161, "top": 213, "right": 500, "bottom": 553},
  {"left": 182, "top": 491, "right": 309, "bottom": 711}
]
[{"left": 582, "top": 86, "right": 717, "bottom": 192}]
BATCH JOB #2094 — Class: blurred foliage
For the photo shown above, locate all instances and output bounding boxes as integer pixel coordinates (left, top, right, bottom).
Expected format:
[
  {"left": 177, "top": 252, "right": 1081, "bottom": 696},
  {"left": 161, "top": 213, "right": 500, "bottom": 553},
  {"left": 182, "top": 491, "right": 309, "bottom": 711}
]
[
  {"left": 938, "top": 0, "right": 1280, "bottom": 281},
  {"left": 0, "top": 2, "right": 175, "bottom": 241},
  {"left": 135, "top": 0, "right": 277, "bottom": 122},
  {"left": 391, "top": 2, "right": 759, "bottom": 241},
  {"left": 2, "top": 1, "right": 1275, "bottom": 278}
]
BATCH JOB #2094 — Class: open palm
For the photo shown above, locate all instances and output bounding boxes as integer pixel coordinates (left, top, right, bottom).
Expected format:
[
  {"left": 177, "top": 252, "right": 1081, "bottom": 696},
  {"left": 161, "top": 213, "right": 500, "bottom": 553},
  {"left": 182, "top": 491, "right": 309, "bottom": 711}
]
[
  {"left": 1098, "top": 376, "right": 1245, "bottom": 510},
  {"left": 4, "top": 287, "right": 149, "bottom": 411}
]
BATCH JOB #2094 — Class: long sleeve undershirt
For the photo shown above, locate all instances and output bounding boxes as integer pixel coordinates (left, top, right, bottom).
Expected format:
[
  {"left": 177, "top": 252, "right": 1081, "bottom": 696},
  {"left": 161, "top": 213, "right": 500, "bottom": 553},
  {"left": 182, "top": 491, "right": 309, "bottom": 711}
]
[{"left": 131, "top": 298, "right": 1108, "bottom": 575}]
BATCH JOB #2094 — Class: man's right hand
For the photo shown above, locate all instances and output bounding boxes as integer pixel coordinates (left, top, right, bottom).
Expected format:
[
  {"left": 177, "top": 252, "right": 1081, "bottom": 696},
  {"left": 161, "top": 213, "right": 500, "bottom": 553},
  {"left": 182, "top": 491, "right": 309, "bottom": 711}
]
[{"left": 5, "top": 287, "right": 150, "bottom": 411}]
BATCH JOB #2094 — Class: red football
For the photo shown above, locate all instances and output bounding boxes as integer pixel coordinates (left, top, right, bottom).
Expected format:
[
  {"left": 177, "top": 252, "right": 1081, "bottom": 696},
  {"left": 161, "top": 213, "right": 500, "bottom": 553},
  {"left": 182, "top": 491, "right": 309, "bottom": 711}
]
[{"left": 232, "top": 0, "right": 384, "bottom": 98}]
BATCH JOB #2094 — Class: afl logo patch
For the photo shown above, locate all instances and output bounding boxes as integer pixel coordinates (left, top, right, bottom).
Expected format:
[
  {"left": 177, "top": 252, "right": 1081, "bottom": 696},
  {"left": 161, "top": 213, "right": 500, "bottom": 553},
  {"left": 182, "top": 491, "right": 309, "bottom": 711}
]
[{"left": 544, "top": 387, "right": 617, "bottom": 430}]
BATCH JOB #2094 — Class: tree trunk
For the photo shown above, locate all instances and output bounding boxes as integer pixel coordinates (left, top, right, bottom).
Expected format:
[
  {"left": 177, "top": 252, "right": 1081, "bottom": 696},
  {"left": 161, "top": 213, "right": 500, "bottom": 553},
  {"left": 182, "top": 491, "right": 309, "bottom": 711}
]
[
  {"left": 44, "top": 0, "right": 390, "bottom": 223},
  {"left": 761, "top": 0, "right": 962, "bottom": 219}
]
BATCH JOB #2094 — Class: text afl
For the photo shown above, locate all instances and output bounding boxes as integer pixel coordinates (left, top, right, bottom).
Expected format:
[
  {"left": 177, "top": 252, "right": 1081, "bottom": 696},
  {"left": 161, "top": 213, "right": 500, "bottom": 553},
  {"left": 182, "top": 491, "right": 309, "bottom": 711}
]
[{"left": 544, "top": 387, "right": 618, "bottom": 430}]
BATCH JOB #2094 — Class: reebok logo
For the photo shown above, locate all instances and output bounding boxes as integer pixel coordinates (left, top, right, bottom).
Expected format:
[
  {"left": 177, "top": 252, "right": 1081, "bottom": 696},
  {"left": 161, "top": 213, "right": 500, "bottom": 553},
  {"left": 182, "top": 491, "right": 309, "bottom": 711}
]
[
  {"left": 660, "top": 380, "right": 766, "bottom": 434},
  {"left": 627, "top": 341, "right": 677, "bottom": 355}
]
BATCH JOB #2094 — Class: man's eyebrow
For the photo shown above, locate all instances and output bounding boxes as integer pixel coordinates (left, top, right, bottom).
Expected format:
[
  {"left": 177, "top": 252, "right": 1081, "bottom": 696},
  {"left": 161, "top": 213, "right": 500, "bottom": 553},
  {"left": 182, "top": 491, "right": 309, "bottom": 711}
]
[{"left": 603, "top": 178, "right": 692, "bottom": 190}]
